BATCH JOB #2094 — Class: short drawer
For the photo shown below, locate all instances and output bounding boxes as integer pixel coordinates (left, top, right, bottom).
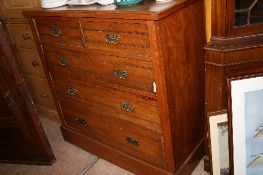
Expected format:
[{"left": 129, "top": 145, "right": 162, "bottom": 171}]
[
  {"left": 52, "top": 77, "right": 161, "bottom": 132},
  {"left": 6, "top": 23, "right": 36, "bottom": 48},
  {"left": 25, "top": 76, "right": 56, "bottom": 109},
  {"left": 62, "top": 105, "right": 165, "bottom": 168},
  {"left": 81, "top": 19, "right": 151, "bottom": 60},
  {"left": 43, "top": 44, "right": 155, "bottom": 93},
  {"left": 35, "top": 18, "right": 83, "bottom": 46},
  {"left": 16, "top": 48, "right": 45, "bottom": 78}
]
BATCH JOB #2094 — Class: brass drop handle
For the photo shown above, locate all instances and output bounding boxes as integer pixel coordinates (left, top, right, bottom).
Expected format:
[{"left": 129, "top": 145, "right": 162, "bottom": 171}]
[
  {"left": 41, "top": 92, "right": 49, "bottom": 98},
  {"left": 121, "top": 102, "right": 135, "bottom": 112},
  {"left": 51, "top": 27, "right": 61, "bottom": 37},
  {"left": 113, "top": 69, "right": 128, "bottom": 79},
  {"left": 126, "top": 137, "right": 139, "bottom": 146},
  {"left": 67, "top": 86, "right": 78, "bottom": 96},
  {"left": 31, "top": 60, "right": 39, "bottom": 67},
  {"left": 58, "top": 57, "right": 69, "bottom": 66},
  {"left": 105, "top": 34, "right": 120, "bottom": 44},
  {"left": 22, "top": 32, "right": 30, "bottom": 40},
  {"left": 76, "top": 118, "right": 87, "bottom": 126}
]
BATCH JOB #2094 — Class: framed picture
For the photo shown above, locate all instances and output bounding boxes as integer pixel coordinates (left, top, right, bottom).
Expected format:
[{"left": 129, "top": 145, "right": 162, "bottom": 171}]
[
  {"left": 228, "top": 73, "right": 263, "bottom": 175},
  {"left": 208, "top": 111, "right": 230, "bottom": 175}
]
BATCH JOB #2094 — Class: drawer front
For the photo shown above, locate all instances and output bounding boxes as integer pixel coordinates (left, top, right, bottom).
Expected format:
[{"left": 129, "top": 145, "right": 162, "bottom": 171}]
[
  {"left": 25, "top": 76, "right": 56, "bottom": 109},
  {"left": 85, "top": 30, "right": 149, "bottom": 46},
  {"left": 43, "top": 45, "right": 155, "bottom": 93},
  {"left": 52, "top": 77, "right": 161, "bottom": 132},
  {"left": 81, "top": 19, "right": 151, "bottom": 61},
  {"left": 35, "top": 18, "right": 83, "bottom": 46},
  {"left": 61, "top": 102, "right": 165, "bottom": 167},
  {"left": 16, "top": 48, "right": 45, "bottom": 78},
  {"left": 7, "top": 23, "right": 36, "bottom": 48}
]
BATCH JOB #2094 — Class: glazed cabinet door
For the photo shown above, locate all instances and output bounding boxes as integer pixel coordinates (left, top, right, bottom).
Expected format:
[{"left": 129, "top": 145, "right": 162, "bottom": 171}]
[
  {"left": 0, "top": 0, "right": 39, "bottom": 19},
  {"left": 0, "top": 23, "right": 55, "bottom": 164}
]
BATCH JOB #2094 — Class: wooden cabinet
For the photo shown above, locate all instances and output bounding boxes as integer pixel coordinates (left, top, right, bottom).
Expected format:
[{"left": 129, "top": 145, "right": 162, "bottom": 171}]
[
  {"left": 24, "top": 0, "right": 205, "bottom": 174},
  {"left": 204, "top": 0, "right": 263, "bottom": 173},
  {"left": 0, "top": 0, "right": 59, "bottom": 122}
]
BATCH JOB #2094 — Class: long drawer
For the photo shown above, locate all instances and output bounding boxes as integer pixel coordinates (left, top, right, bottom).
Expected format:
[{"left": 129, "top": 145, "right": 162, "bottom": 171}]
[
  {"left": 43, "top": 45, "right": 155, "bottom": 93},
  {"left": 61, "top": 100, "right": 165, "bottom": 168},
  {"left": 51, "top": 77, "right": 161, "bottom": 132}
]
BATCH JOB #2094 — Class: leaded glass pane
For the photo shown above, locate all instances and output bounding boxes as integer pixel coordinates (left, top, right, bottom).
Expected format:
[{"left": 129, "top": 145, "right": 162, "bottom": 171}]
[{"left": 235, "top": 0, "right": 263, "bottom": 26}]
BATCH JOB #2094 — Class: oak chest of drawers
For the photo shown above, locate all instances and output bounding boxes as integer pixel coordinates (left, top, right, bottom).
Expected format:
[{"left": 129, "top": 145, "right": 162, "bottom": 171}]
[{"left": 24, "top": 0, "right": 205, "bottom": 174}]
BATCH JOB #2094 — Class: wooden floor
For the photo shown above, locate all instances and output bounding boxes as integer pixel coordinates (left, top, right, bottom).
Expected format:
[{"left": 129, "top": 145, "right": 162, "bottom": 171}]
[{"left": 0, "top": 117, "right": 209, "bottom": 175}]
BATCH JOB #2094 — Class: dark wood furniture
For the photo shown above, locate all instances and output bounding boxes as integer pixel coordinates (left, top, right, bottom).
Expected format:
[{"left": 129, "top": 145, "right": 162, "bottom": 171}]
[
  {"left": 0, "top": 21, "right": 55, "bottom": 164},
  {"left": 24, "top": 0, "right": 205, "bottom": 174},
  {"left": 204, "top": 0, "right": 263, "bottom": 173}
]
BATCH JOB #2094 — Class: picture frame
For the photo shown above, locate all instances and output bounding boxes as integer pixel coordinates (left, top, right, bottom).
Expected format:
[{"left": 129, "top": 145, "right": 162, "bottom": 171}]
[
  {"left": 208, "top": 111, "right": 230, "bottom": 175},
  {"left": 228, "top": 73, "right": 263, "bottom": 175}
]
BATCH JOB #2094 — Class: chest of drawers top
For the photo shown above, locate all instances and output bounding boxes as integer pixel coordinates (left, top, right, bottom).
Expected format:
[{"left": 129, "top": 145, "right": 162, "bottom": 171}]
[{"left": 23, "top": 0, "right": 190, "bottom": 20}]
